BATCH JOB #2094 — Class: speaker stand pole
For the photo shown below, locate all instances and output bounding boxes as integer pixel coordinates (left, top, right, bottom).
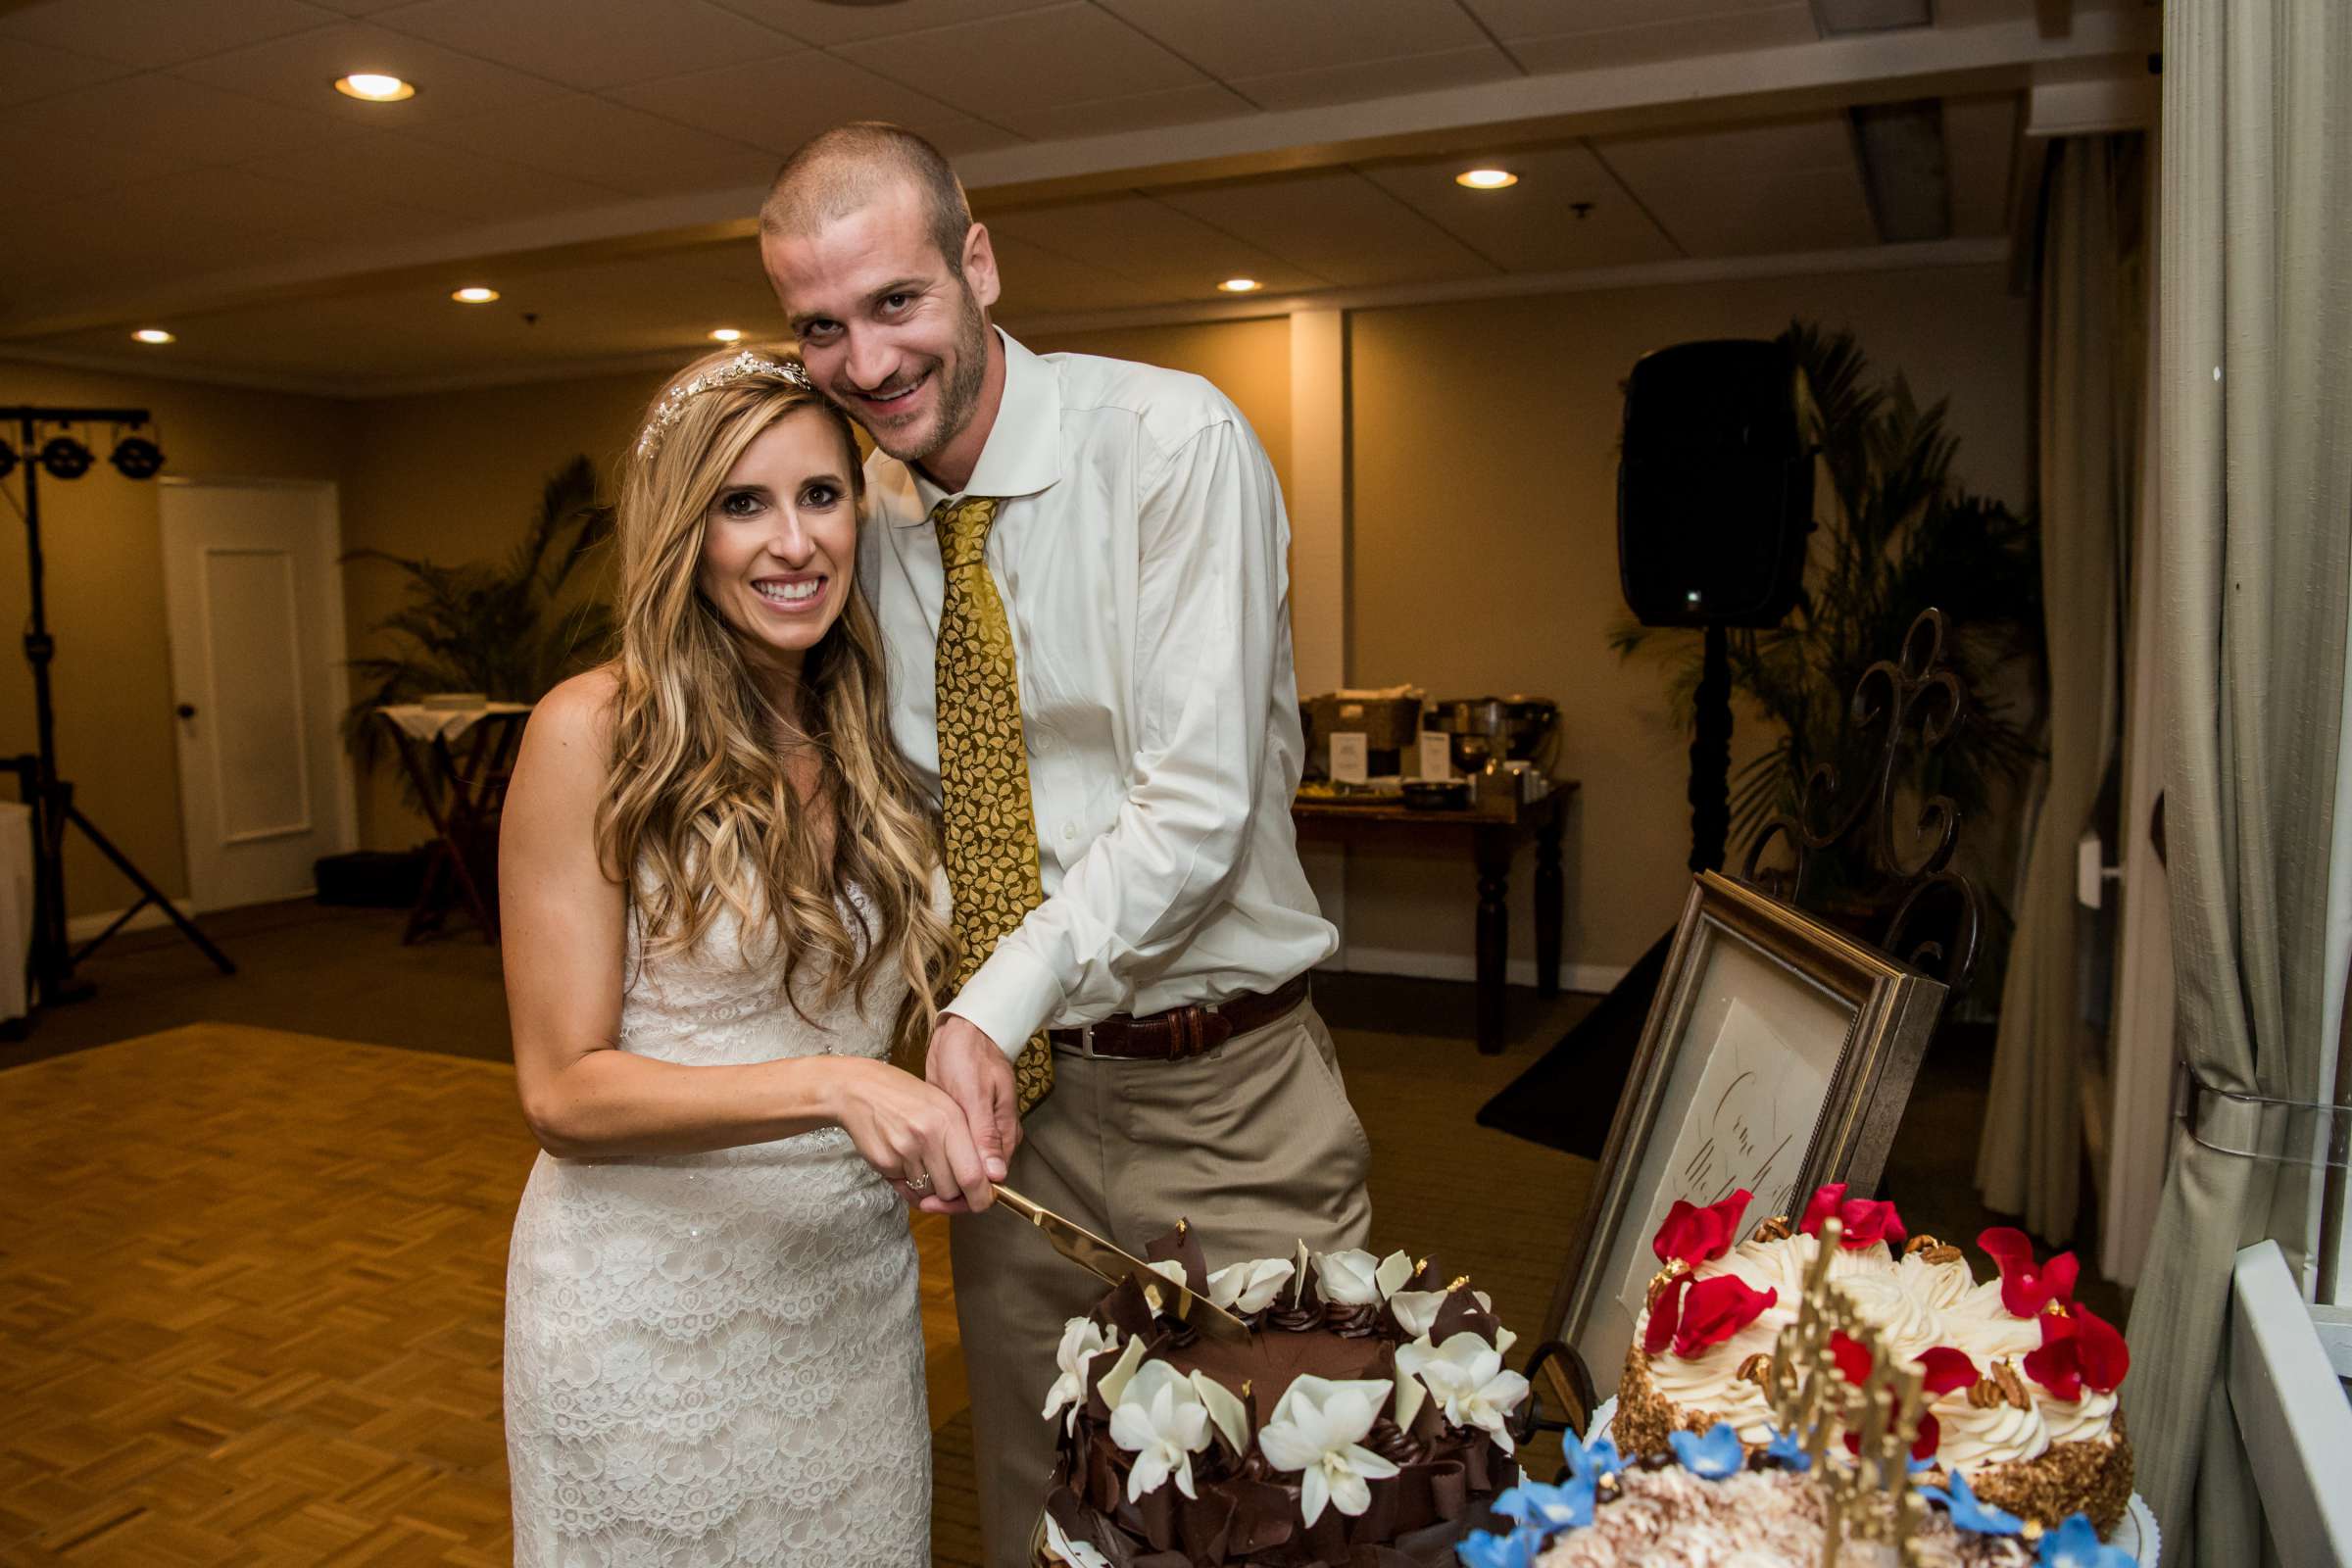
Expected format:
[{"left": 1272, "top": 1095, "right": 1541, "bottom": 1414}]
[{"left": 1689, "top": 622, "right": 1732, "bottom": 875}]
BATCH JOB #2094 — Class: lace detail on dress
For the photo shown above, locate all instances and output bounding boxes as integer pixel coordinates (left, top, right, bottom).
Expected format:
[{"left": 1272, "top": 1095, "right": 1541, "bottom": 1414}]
[{"left": 505, "top": 889, "right": 929, "bottom": 1566}]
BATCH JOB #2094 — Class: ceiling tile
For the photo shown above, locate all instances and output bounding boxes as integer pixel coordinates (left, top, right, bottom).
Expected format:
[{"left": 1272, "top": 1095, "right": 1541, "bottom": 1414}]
[
  {"left": 1461, "top": 0, "right": 1800, "bottom": 43},
  {"left": 0, "top": 116, "right": 204, "bottom": 202},
  {"left": 1360, "top": 142, "right": 1681, "bottom": 271},
  {"left": 987, "top": 232, "right": 1168, "bottom": 318},
  {"left": 1225, "top": 45, "right": 1521, "bottom": 112},
  {"left": 610, "top": 49, "right": 974, "bottom": 153},
  {"left": 1593, "top": 114, "right": 1878, "bottom": 256},
  {"left": 370, "top": 0, "right": 798, "bottom": 91},
  {"left": 0, "top": 34, "right": 131, "bottom": 108},
  {"left": 172, "top": 19, "right": 573, "bottom": 125},
  {"left": 253, "top": 129, "right": 631, "bottom": 220},
  {"left": 986, "top": 193, "right": 1328, "bottom": 299},
  {"left": 990, "top": 80, "right": 1254, "bottom": 142},
  {"left": 705, "top": 0, "right": 1060, "bottom": 47},
  {"left": 301, "top": 0, "right": 420, "bottom": 14},
  {"left": 1155, "top": 170, "right": 1497, "bottom": 287},
  {"left": 0, "top": 0, "right": 337, "bottom": 70},
  {"left": 1943, "top": 92, "right": 2018, "bottom": 235},
  {"left": 1094, "top": 0, "right": 1491, "bottom": 81},
  {"left": 406, "top": 92, "right": 779, "bottom": 196},
  {"left": 831, "top": 3, "right": 1204, "bottom": 120},
  {"left": 1509, "top": 4, "right": 1817, "bottom": 73},
  {"left": 0, "top": 72, "right": 349, "bottom": 166}
]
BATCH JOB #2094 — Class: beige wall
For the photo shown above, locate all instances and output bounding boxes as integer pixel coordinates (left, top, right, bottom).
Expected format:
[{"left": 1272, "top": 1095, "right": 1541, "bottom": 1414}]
[
  {"left": 1345, "top": 262, "right": 2031, "bottom": 980},
  {"left": 0, "top": 360, "right": 351, "bottom": 918},
  {"left": 1021, "top": 317, "right": 1294, "bottom": 503}
]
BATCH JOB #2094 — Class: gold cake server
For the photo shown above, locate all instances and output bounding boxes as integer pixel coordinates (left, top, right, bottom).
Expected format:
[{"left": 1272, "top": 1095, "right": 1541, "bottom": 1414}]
[{"left": 991, "top": 1184, "right": 1250, "bottom": 1343}]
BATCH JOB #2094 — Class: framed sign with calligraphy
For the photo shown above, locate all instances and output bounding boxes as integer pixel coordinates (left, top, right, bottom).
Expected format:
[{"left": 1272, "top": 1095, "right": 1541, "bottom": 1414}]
[{"left": 1545, "top": 869, "right": 1945, "bottom": 1391}]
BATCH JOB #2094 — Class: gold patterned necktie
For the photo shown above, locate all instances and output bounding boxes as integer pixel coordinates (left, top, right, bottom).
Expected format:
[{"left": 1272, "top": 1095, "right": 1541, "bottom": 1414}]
[{"left": 932, "top": 496, "right": 1054, "bottom": 1114}]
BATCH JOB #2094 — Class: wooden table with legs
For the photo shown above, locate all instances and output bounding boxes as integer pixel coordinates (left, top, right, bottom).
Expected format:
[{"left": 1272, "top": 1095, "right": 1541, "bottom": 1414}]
[
  {"left": 1291, "top": 780, "right": 1578, "bottom": 1054},
  {"left": 375, "top": 704, "right": 531, "bottom": 945}
]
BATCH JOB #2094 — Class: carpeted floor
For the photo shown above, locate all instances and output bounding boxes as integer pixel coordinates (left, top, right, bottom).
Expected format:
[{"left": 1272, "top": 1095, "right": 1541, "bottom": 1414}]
[{"left": 1, "top": 898, "right": 2115, "bottom": 1564}]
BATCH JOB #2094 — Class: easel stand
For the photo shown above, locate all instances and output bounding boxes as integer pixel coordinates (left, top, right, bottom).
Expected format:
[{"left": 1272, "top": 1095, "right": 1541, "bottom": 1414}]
[{"left": 3, "top": 404, "right": 235, "bottom": 1036}]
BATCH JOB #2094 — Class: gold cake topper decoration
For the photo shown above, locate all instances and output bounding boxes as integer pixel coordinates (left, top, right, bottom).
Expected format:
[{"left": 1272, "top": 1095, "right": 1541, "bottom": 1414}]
[{"left": 1761, "top": 1215, "right": 1932, "bottom": 1568}]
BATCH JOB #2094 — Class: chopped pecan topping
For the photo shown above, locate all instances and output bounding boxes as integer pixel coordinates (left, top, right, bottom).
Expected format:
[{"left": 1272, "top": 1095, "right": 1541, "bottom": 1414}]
[
  {"left": 1753, "top": 1217, "right": 1793, "bottom": 1244},
  {"left": 1737, "top": 1353, "right": 1775, "bottom": 1388},
  {"left": 1990, "top": 1360, "right": 2031, "bottom": 1410},
  {"left": 1903, "top": 1233, "right": 1941, "bottom": 1255}
]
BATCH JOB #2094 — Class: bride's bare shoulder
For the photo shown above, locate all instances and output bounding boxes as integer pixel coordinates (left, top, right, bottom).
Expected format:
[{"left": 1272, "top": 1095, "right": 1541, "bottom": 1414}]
[{"left": 516, "top": 666, "right": 620, "bottom": 790}]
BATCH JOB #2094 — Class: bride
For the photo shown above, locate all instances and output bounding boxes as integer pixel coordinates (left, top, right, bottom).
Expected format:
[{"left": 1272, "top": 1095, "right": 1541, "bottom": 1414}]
[{"left": 499, "top": 346, "right": 990, "bottom": 1565}]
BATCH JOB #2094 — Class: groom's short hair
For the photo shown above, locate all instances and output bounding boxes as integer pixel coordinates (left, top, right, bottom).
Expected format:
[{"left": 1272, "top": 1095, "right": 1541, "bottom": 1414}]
[{"left": 762, "top": 122, "right": 974, "bottom": 273}]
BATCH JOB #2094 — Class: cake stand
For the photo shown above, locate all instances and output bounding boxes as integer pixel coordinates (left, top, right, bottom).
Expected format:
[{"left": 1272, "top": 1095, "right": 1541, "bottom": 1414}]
[{"left": 1584, "top": 1397, "right": 2159, "bottom": 1565}]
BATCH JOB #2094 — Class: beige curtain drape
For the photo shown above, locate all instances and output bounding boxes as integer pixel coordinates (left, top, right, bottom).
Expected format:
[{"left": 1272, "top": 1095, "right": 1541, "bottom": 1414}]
[
  {"left": 2124, "top": 2, "right": 2352, "bottom": 1562},
  {"left": 1977, "top": 136, "right": 2142, "bottom": 1241}
]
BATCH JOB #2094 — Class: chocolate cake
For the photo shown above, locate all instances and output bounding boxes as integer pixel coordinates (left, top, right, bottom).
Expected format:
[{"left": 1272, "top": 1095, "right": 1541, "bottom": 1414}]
[{"left": 1036, "top": 1227, "right": 1531, "bottom": 1567}]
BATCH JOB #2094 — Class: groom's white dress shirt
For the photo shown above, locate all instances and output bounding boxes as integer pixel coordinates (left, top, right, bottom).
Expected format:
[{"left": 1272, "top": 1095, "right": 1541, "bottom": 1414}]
[{"left": 858, "top": 327, "right": 1337, "bottom": 1060}]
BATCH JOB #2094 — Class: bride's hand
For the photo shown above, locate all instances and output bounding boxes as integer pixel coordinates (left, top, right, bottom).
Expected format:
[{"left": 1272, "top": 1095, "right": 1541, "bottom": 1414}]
[{"left": 823, "top": 1057, "right": 989, "bottom": 1207}]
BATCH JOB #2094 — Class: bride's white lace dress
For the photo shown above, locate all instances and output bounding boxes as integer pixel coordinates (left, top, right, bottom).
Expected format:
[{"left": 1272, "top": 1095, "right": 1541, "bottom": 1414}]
[{"left": 504, "top": 892, "right": 928, "bottom": 1566}]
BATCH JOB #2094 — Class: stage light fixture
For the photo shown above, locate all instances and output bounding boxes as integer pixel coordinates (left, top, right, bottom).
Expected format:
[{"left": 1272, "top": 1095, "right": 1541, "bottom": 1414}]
[
  {"left": 38, "top": 435, "right": 93, "bottom": 480},
  {"left": 110, "top": 433, "right": 165, "bottom": 480}
]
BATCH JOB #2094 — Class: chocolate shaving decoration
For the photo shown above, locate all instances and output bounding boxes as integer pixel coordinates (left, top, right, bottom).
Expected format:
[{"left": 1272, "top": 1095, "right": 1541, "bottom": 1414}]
[
  {"left": 1366, "top": 1416, "right": 1422, "bottom": 1467},
  {"left": 1426, "top": 1287, "right": 1499, "bottom": 1347},
  {"left": 1267, "top": 1302, "right": 1322, "bottom": 1333},
  {"left": 1099, "top": 1275, "right": 1161, "bottom": 1342},
  {"left": 1144, "top": 1222, "right": 1211, "bottom": 1297},
  {"left": 1219, "top": 1478, "right": 1298, "bottom": 1555},
  {"left": 1324, "top": 1299, "right": 1384, "bottom": 1338}
]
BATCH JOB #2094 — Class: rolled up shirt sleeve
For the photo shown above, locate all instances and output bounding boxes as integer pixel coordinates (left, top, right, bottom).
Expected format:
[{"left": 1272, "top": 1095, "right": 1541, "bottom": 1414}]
[{"left": 944, "top": 415, "right": 1284, "bottom": 1056}]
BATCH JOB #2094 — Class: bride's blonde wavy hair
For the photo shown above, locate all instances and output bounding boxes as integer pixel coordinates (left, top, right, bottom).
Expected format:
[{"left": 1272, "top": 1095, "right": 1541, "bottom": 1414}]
[{"left": 599, "top": 347, "right": 954, "bottom": 1055}]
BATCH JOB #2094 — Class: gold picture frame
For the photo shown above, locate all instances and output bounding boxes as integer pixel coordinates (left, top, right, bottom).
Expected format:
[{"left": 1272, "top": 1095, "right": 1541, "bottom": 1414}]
[{"left": 1540, "top": 869, "right": 1947, "bottom": 1404}]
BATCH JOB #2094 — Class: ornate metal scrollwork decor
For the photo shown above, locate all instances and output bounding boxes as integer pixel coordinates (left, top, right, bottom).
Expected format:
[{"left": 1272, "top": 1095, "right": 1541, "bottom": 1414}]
[{"left": 1739, "top": 608, "right": 1984, "bottom": 994}]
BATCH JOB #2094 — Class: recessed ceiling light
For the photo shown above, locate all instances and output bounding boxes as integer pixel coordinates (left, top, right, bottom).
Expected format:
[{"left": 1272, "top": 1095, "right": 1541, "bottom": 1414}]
[
  {"left": 1217, "top": 277, "right": 1262, "bottom": 294},
  {"left": 335, "top": 73, "right": 416, "bottom": 102},
  {"left": 1455, "top": 168, "right": 1518, "bottom": 190},
  {"left": 709, "top": 327, "right": 744, "bottom": 343},
  {"left": 451, "top": 286, "right": 500, "bottom": 305},
  {"left": 132, "top": 327, "right": 175, "bottom": 345}
]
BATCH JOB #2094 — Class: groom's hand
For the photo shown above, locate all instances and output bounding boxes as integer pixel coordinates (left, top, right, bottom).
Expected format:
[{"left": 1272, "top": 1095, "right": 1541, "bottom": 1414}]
[{"left": 920, "top": 1015, "right": 1019, "bottom": 1214}]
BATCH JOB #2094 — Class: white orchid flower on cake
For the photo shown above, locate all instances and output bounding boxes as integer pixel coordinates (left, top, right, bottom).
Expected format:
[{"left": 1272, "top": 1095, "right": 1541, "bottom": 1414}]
[
  {"left": 1395, "top": 1332, "right": 1531, "bottom": 1453},
  {"left": 1042, "top": 1510, "right": 1111, "bottom": 1568},
  {"left": 1107, "top": 1360, "right": 1214, "bottom": 1502},
  {"left": 1387, "top": 1289, "right": 1449, "bottom": 1339},
  {"left": 1206, "top": 1256, "right": 1295, "bottom": 1314},
  {"left": 1041, "top": 1317, "right": 1121, "bottom": 1434},
  {"left": 1255, "top": 1374, "right": 1402, "bottom": 1526},
  {"left": 1314, "top": 1249, "right": 1384, "bottom": 1305}
]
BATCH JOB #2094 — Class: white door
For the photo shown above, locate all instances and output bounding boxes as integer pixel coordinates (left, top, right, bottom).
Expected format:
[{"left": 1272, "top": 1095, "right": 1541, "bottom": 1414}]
[{"left": 158, "top": 478, "right": 355, "bottom": 911}]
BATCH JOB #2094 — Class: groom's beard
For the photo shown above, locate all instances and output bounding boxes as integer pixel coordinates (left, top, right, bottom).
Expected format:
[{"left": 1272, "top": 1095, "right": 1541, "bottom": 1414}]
[{"left": 857, "top": 281, "right": 991, "bottom": 466}]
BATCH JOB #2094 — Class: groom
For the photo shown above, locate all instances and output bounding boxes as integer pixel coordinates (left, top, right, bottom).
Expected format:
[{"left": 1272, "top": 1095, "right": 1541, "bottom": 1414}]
[{"left": 761, "top": 123, "right": 1374, "bottom": 1565}]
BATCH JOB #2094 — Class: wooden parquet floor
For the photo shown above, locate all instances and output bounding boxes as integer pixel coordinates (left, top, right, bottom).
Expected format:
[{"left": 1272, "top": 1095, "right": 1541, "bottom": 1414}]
[{"left": 0, "top": 1024, "right": 968, "bottom": 1566}]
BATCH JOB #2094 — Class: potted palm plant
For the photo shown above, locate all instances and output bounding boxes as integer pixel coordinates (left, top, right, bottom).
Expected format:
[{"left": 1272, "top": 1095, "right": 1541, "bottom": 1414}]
[
  {"left": 341, "top": 453, "right": 617, "bottom": 787},
  {"left": 1613, "top": 321, "right": 2044, "bottom": 997}
]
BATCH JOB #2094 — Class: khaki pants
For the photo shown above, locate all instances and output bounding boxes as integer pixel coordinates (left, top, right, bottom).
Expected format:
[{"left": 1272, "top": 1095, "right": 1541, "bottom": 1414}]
[{"left": 948, "top": 999, "right": 1373, "bottom": 1568}]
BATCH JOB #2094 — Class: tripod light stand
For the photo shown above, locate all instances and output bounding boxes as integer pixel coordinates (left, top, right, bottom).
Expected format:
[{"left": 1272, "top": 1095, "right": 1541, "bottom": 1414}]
[{"left": 1, "top": 404, "right": 234, "bottom": 1031}]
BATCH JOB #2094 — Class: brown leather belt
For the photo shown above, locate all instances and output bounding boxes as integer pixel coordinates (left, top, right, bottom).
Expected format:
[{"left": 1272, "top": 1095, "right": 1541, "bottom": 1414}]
[{"left": 1050, "top": 974, "right": 1310, "bottom": 1061}]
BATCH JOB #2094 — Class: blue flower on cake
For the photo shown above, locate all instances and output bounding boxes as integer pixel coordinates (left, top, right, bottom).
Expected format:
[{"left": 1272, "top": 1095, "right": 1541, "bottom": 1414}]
[
  {"left": 1040, "top": 1317, "right": 1120, "bottom": 1435},
  {"left": 1491, "top": 1476, "right": 1592, "bottom": 1533},
  {"left": 1454, "top": 1523, "right": 1544, "bottom": 1568},
  {"left": 1761, "top": 1424, "right": 1815, "bottom": 1472},
  {"left": 1253, "top": 1373, "right": 1402, "bottom": 1525},
  {"left": 2035, "top": 1513, "right": 2135, "bottom": 1568},
  {"left": 1203, "top": 1254, "right": 1294, "bottom": 1314},
  {"left": 1106, "top": 1359, "right": 1212, "bottom": 1501},
  {"left": 1576, "top": 1431, "right": 1623, "bottom": 1481},
  {"left": 1920, "top": 1468, "right": 2026, "bottom": 1537},
  {"left": 1667, "top": 1420, "right": 1748, "bottom": 1478},
  {"left": 1395, "top": 1331, "right": 1532, "bottom": 1451}
]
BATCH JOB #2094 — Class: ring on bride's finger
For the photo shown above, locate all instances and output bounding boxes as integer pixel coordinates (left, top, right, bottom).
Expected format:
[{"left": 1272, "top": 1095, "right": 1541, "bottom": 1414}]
[{"left": 905, "top": 1173, "right": 933, "bottom": 1192}]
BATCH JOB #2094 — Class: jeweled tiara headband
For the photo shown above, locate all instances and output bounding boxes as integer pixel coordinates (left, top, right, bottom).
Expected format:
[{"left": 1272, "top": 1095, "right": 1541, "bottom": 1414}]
[{"left": 635, "top": 349, "right": 814, "bottom": 461}]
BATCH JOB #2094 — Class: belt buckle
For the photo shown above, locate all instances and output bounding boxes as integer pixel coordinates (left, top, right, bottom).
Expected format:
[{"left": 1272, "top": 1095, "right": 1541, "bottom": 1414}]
[{"left": 1078, "top": 1022, "right": 1098, "bottom": 1060}]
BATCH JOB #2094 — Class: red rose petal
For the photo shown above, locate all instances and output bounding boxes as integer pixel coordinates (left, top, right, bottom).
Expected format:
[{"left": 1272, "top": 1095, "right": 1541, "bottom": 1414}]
[
  {"left": 1915, "top": 1346, "right": 1978, "bottom": 1397},
  {"left": 1830, "top": 1330, "right": 1874, "bottom": 1386},
  {"left": 1643, "top": 1273, "right": 1691, "bottom": 1356},
  {"left": 1670, "top": 1276, "right": 1777, "bottom": 1359},
  {"left": 2074, "top": 1304, "right": 2130, "bottom": 1392}
]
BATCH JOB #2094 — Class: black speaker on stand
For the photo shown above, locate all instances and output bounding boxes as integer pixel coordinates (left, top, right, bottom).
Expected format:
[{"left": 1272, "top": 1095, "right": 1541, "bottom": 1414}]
[{"left": 1477, "top": 338, "right": 1813, "bottom": 1154}]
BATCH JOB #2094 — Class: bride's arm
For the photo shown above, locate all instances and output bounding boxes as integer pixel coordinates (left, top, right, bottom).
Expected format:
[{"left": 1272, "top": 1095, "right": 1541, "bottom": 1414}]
[{"left": 498, "top": 671, "right": 986, "bottom": 1201}]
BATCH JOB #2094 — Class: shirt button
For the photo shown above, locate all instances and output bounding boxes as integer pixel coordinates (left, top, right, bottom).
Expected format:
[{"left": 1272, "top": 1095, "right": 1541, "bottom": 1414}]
[{"left": 1062, "top": 822, "right": 1078, "bottom": 842}]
